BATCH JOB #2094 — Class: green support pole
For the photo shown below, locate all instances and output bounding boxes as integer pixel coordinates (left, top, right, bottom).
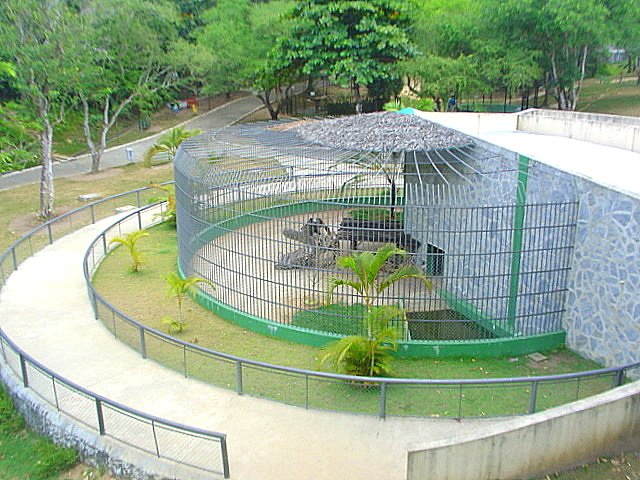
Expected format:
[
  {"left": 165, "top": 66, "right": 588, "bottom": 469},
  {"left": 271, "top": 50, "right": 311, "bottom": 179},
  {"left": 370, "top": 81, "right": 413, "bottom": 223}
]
[{"left": 507, "top": 155, "right": 531, "bottom": 327}]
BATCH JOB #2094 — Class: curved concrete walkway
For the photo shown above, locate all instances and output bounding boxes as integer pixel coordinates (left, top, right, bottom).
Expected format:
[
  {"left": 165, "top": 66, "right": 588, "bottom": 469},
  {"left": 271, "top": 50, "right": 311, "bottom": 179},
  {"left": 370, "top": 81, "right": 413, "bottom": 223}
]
[{"left": 0, "top": 213, "right": 512, "bottom": 479}]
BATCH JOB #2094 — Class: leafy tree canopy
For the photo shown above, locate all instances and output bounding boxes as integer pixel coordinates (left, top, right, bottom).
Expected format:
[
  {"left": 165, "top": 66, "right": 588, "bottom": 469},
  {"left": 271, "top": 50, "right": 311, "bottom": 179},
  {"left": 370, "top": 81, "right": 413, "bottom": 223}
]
[{"left": 276, "top": 0, "right": 417, "bottom": 101}]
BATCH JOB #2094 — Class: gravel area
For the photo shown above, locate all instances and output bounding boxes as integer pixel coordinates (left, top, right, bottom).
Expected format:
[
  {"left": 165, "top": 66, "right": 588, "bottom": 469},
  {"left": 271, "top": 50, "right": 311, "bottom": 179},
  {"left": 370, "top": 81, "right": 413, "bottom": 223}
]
[{"left": 292, "top": 111, "right": 473, "bottom": 152}]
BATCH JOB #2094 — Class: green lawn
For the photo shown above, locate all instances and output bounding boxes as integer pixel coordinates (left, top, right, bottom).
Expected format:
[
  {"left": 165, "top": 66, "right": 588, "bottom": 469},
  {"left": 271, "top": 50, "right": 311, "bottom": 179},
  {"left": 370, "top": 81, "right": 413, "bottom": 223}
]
[
  {"left": 578, "top": 76, "right": 640, "bottom": 117},
  {"left": 0, "top": 386, "right": 78, "bottom": 480}
]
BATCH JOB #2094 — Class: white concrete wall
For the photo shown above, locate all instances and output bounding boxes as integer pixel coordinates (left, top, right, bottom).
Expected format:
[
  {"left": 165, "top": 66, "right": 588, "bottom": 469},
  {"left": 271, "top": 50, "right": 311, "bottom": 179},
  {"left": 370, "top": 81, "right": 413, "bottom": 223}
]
[
  {"left": 417, "top": 112, "right": 518, "bottom": 136},
  {"left": 407, "top": 381, "right": 640, "bottom": 480},
  {"left": 517, "top": 109, "right": 640, "bottom": 153}
]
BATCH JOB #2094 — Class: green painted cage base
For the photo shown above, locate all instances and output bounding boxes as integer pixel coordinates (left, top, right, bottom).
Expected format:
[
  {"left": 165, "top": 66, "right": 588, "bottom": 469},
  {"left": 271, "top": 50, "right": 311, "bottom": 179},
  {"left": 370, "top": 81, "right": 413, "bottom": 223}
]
[{"left": 190, "top": 285, "right": 565, "bottom": 359}]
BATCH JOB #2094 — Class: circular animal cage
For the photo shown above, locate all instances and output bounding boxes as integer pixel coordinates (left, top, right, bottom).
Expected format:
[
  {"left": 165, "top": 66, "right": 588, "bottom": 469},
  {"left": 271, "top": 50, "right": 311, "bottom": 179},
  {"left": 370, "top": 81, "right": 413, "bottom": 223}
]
[{"left": 174, "top": 112, "right": 578, "bottom": 357}]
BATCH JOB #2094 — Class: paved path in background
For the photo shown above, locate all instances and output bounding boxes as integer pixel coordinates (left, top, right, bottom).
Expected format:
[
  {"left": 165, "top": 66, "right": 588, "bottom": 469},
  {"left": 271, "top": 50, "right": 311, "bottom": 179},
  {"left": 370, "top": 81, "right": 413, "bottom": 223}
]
[
  {"left": 0, "top": 215, "right": 509, "bottom": 480},
  {"left": 0, "top": 95, "right": 264, "bottom": 191}
]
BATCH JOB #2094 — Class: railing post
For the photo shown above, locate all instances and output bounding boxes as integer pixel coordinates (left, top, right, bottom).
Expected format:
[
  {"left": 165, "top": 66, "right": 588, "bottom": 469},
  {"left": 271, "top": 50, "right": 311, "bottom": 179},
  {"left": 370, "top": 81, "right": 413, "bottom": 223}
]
[
  {"left": 235, "top": 361, "right": 243, "bottom": 395},
  {"left": 151, "top": 420, "right": 160, "bottom": 457},
  {"left": 614, "top": 369, "right": 625, "bottom": 387},
  {"left": 137, "top": 210, "right": 142, "bottom": 230},
  {"left": 139, "top": 327, "right": 147, "bottom": 359},
  {"left": 96, "top": 399, "right": 106, "bottom": 435},
  {"left": 90, "top": 204, "right": 96, "bottom": 224},
  {"left": 47, "top": 223, "right": 53, "bottom": 245},
  {"left": 221, "top": 436, "right": 231, "bottom": 479},
  {"left": 528, "top": 381, "right": 539, "bottom": 414},
  {"left": 52, "top": 378, "right": 60, "bottom": 410},
  {"left": 0, "top": 337, "right": 6, "bottom": 362},
  {"left": 19, "top": 354, "right": 29, "bottom": 387},
  {"left": 305, "top": 374, "right": 309, "bottom": 409},
  {"left": 102, "top": 233, "right": 108, "bottom": 256},
  {"left": 11, "top": 247, "right": 17, "bottom": 271},
  {"left": 379, "top": 382, "right": 387, "bottom": 420},
  {"left": 457, "top": 383, "right": 463, "bottom": 420},
  {"left": 183, "top": 345, "right": 187, "bottom": 378}
]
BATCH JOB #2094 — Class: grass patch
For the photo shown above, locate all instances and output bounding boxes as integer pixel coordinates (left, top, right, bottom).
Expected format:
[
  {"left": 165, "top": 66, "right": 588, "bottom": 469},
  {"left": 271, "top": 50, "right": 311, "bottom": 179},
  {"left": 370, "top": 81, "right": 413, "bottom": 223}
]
[
  {"left": 578, "top": 76, "right": 640, "bottom": 117},
  {"left": 0, "top": 163, "right": 174, "bottom": 253},
  {"left": 0, "top": 386, "right": 78, "bottom": 480},
  {"left": 541, "top": 451, "right": 640, "bottom": 479},
  {"left": 92, "top": 223, "right": 608, "bottom": 417}
]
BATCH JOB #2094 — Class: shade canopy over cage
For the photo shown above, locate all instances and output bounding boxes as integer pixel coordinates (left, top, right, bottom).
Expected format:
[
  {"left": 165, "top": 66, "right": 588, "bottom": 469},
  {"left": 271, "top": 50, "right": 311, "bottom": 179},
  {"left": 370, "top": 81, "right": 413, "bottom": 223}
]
[{"left": 174, "top": 112, "right": 578, "bottom": 356}]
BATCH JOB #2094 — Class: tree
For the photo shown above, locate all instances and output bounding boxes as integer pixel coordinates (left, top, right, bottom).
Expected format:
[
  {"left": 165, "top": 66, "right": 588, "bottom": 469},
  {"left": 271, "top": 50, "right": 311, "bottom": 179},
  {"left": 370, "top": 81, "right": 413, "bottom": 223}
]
[
  {"left": 322, "top": 244, "right": 431, "bottom": 377},
  {"left": 142, "top": 127, "right": 201, "bottom": 167},
  {"left": 75, "top": 0, "right": 180, "bottom": 173},
  {"left": 492, "top": 0, "right": 611, "bottom": 110},
  {"left": 192, "top": 0, "right": 261, "bottom": 96},
  {"left": 192, "top": 0, "right": 293, "bottom": 115},
  {"left": 109, "top": 230, "right": 149, "bottom": 272},
  {"left": 0, "top": 0, "right": 80, "bottom": 218},
  {"left": 273, "top": 0, "right": 417, "bottom": 113},
  {"left": 406, "top": 0, "right": 489, "bottom": 111},
  {"left": 164, "top": 272, "right": 214, "bottom": 332}
]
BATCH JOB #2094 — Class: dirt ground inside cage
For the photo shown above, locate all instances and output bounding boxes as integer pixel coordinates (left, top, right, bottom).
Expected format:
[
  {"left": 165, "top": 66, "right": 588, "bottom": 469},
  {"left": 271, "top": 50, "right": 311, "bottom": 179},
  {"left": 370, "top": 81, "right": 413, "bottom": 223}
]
[{"left": 194, "top": 210, "right": 445, "bottom": 325}]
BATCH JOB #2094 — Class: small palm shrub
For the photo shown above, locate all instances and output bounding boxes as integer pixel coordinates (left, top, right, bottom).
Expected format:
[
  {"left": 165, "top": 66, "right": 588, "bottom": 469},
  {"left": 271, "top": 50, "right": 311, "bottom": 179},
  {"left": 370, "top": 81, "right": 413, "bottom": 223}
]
[
  {"left": 142, "top": 127, "right": 201, "bottom": 167},
  {"left": 164, "top": 272, "right": 214, "bottom": 333},
  {"left": 109, "top": 230, "right": 149, "bottom": 272},
  {"left": 321, "top": 244, "right": 431, "bottom": 377},
  {"left": 149, "top": 183, "right": 176, "bottom": 226}
]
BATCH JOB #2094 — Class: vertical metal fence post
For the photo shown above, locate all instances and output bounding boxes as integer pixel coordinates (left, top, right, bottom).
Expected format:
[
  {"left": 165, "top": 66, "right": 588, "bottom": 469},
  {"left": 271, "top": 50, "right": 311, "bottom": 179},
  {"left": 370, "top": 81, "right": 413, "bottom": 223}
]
[
  {"left": 614, "top": 369, "right": 625, "bottom": 387},
  {"left": 19, "top": 354, "right": 29, "bottom": 387},
  {"left": 221, "top": 436, "right": 231, "bottom": 479},
  {"left": 235, "top": 361, "right": 243, "bottom": 395},
  {"left": 305, "top": 374, "right": 309, "bottom": 409},
  {"left": 47, "top": 224, "right": 53, "bottom": 244},
  {"left": 183, "top": 345, "right": 187, "bottom": 378},
  {"left": 379, "top": 382, "right": 387, "bottom": 419},
  {"left": 102, "top": 233, "right": 108, "bottom": 256},
  {"left": 90, "top": 205, "right": 96, "bottom": 224},
  {"left": 151, "top": 420, "right": 161, "bottom": 457},
  {"left": 139, "top": 327, "right": 147, "bottom": 359},
  {"left": 52, "top": 378, "right": 60, "bottom": 410},
  {"left": 96, "top": 399, "right": 106, "bottom": 435},
  {"left": 11, "top": 247, "right": 17, "bottom": 271},
  {"left": 137, "top": 211, "right": 142, "bottom": 230},
  {"left": 528, "top": 381, "right": 539, "bottom": 414},
  {"left": 457, "top": 383, "right": 463, "bottom": 420},
  {"left": 0, "top": 337, "right": 6, "bottom": 362}
]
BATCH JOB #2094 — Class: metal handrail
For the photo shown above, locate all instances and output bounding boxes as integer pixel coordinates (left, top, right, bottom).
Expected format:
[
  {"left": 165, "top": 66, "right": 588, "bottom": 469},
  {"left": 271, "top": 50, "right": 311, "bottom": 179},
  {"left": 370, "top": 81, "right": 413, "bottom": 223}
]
[
  {"left": 82, "top": 200, "right": 640, "bottom": 420},
  {"left": 0, "top": 183, "right": 230, "bottom": 478}
]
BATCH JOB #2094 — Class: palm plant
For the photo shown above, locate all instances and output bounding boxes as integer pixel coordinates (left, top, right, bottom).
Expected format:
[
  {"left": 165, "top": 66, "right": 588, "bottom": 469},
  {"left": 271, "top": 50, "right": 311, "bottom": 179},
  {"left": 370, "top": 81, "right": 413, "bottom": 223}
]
[
  {"left": 109, "top": 230, "right": 149, "bottom": 272},
  {"left": 142, "top": 127, "right": 201, "bottom": 168},
  {"left": 164, "top": 272, "right": 214, "bottom": 333},
  {"left": 322, "top": 244, "right": 432, "bottom": 377},
  {"left": 149, "top": 183, "right": 176, "bottom": 226}
]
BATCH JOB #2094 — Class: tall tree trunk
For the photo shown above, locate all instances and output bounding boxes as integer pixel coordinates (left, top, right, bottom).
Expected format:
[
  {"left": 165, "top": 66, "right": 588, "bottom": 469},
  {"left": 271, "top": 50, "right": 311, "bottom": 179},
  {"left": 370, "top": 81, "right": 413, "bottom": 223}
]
[
  {"left": 39, "top": 115, "right": 55, "bottom": 219},
  {"left": 257, "top": 89, "right": 279, "bottom": 120},
  {"left": 353, "top": 78, "right": 362, "bottom": 114}
]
